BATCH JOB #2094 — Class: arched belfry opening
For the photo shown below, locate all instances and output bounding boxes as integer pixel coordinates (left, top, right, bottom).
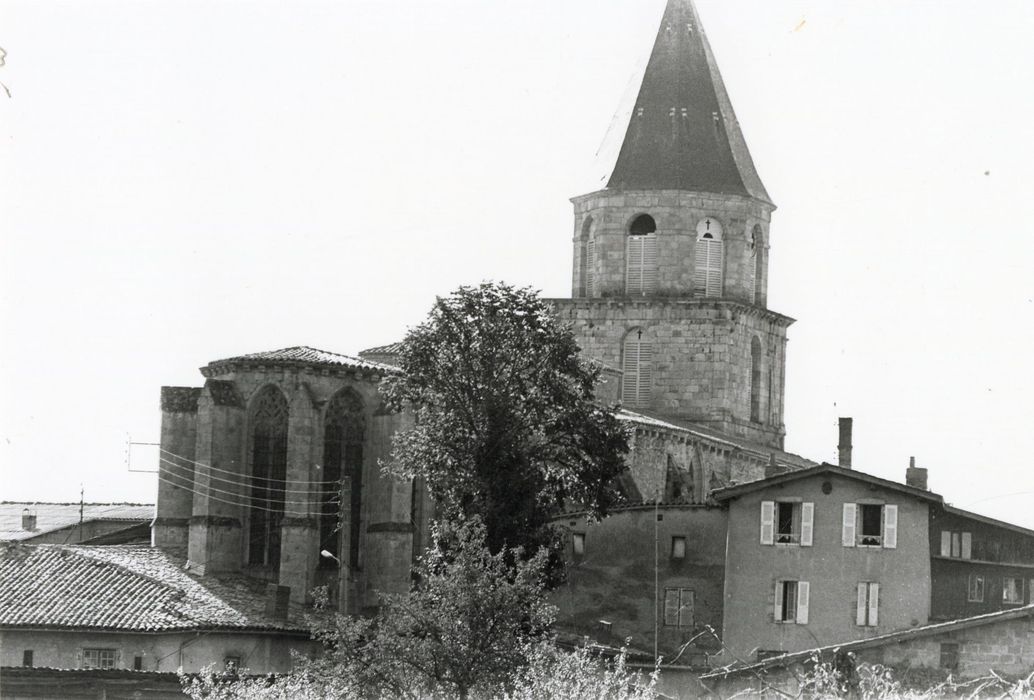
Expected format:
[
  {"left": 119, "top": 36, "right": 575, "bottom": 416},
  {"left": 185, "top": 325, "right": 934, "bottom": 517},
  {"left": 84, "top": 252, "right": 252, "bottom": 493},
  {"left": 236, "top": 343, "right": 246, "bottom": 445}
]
[
  {"left": 750, "top": 336, "right": 763, "bottom": 423},
  {"left": 694, "top": 216, "right": 724, "bottom": 298},
  {"left": 580, "top": 216, "right": 596, "bottom": 298},
  {"left": 622, "top": 327, "right": 653, "bottom": 408},
  {"left": 247, "top": 385, "right": 288, "bottom": 569},
  {"left": 751, "top": 224, "right": 764, "bottom": 305},
  {"left": 321, "top": 389, "right": 365, "bottom": 570},
  {"left": 626, "top": 214, "right": 658, "bottom": 295}
]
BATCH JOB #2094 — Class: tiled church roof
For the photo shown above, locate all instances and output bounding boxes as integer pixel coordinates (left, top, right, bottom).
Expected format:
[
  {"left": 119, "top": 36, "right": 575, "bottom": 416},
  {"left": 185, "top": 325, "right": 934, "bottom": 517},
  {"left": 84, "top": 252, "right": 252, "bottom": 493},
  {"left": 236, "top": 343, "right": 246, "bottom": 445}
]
[
  {"left": 203, "top": 346, "right": 397, "bottom": 376},
  {"left": 0, "top": 545, "right": 308, "bottom": 633},
  {"left": 0, "top": 503, "right": 154, "bottom": 543}
]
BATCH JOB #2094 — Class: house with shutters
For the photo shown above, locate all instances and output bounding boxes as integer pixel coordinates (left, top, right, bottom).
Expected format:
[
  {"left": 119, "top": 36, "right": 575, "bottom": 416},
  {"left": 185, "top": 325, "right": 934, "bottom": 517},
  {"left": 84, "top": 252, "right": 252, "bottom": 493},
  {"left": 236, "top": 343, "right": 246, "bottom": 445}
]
[{"left": 712, "top": 464, "right": 939, "bottom": 662}]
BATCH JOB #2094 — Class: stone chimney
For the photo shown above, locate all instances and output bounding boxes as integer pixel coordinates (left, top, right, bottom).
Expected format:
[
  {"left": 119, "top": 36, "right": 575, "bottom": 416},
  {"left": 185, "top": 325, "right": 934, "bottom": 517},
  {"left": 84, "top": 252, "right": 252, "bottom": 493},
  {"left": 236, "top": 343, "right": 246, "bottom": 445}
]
[
  {"left": 764, "top": 453, "right": 782, "bottom": 479},
  {"left": 21, "top": 508, "right": 36, "bottom": 531},
  {"left": 905, "top": 456, "right": 929, "bottom": 490},
  {"left": 838, "top": 418, "right": 853, "bottom": 469}
]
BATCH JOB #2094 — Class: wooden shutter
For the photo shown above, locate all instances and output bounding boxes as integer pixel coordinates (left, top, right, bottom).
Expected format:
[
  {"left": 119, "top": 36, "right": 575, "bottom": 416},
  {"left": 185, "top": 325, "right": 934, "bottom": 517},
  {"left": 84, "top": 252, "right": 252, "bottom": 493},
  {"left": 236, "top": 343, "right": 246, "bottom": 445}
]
[
  {"left": 940, "top": 531, "right": 951, "bottom": 557},
  {"left": 868, "top": 583, "right": 879, "bottom": 626},
  {"left": 773, "top": 581, "right": 783, "bottom": 622},
  {"left": 961, "top": 532, "right": 972, "bottom": 559},
  {"left": 883, "top": 505, "right": 898, "bottom": 549},
  {"left": 663, "top": 588, "right": 679, "bottom": 626},
  {"left": 796, "top": 581, "right": 810, "bottom": 624},
  {"left": 694, "top": 238, "right": 724, "bottom": 297},
  {"left": 621, "top": 337, "right": 652, "bottom": 408},
  {"left": 642, "top": 234, "right": 657, "bottom": 293},
  {"left": 586, "top": 238, "right": 597, "bottom": 297},
  {"left": 760, "top": 501, "right": 775, "bottom": 545},
  {"left": 856, "top": 582, "right": 868, "bottom": 625},
  {"left": 680, "top": 589, "right": 694, "bottom": 626},
  {"left": 801, "top": 502, "right": 814, "bottom": 546},
  {"left": 626, "top": 235, "right": 658, "bottom": 295},
  {"left": 842, "top": 503, "right": 857, "bottom": 547}
]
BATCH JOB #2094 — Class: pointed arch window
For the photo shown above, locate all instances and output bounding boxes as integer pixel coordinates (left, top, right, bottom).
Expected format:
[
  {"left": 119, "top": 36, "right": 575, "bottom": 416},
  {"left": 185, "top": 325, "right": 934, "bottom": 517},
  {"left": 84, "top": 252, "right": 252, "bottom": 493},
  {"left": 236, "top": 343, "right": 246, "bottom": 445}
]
[
  {"left": 626, "top": 214, "right": 658, "bottom": 296},
  {"left": 622, "top": 328, "right": 653, "bottom": 408},
  {"left": 580, "top": 216, "right": 597, "bottom": 298},
  {"left": 247, "top": 386, "right": 288, "bottom": 569},
  {"left": 694, "top": 217, "right": 724, "bottom": 298},
  {"left": 750, "top": 336, "right": 763, "bottom": 423},
  {"left": 321, "top": 390, "right": 365, "bottom": 570}
]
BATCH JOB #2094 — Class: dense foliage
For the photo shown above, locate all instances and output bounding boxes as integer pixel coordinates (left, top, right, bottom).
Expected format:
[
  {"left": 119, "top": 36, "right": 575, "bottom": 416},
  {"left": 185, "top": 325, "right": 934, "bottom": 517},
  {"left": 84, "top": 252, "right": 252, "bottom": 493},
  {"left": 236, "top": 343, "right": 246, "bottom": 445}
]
[{"left": 382, "top": 282, "right": 629, "bottom": 578}]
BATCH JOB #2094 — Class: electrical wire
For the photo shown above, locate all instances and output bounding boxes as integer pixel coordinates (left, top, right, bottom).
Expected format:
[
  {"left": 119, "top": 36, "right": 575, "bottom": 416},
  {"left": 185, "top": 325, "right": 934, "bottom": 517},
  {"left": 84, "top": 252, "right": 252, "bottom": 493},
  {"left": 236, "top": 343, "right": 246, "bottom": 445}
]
[
  {"left": 159, "top": 456, "right": 341, "bottom": 498},
  {"left": 159, "top": 447, "right": 341, "bottom": 486},
  {"left": 157, "top": 469, "right": 335, "bottom": 517},
  {"left": 159, "top": 459, "right": 337, "bottom": 507}
]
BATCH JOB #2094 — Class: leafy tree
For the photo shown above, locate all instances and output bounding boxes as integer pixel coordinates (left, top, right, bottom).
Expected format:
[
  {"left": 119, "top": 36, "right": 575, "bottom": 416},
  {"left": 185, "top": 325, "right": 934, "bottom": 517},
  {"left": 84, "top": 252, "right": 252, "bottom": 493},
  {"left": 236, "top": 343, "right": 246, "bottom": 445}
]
[{"left": 382, "top": 282, "right": 629, "bottom": 578}]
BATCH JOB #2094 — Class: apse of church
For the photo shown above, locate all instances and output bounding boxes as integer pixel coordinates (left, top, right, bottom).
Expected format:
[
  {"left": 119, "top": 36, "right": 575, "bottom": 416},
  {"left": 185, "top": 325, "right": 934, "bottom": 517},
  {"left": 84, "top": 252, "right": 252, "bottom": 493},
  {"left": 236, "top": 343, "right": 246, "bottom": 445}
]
[
  {"left": 552, "top": 0, "right": 792, "bottom": 450},
  {"left": 153, "top": 348, "right": 427, "bottom": 609}
]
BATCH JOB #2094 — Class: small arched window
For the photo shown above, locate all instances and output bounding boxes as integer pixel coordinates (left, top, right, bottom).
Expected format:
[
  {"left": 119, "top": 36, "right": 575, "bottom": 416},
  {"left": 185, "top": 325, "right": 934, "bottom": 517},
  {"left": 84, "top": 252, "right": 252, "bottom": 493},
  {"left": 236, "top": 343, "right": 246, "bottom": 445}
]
[
  {"left": 247, "top": 385, "right": 289, "bottom": 569},
  {"left": 626, "top": 214, "right": 658, "bottom": 296},
  {"left": 622, "top": 328, "right": 653, "bottom": 408},
  {"left": 580, "top": 217, "right": 596, "bottom": 297},
  {"left": 694, "top": 217, "right": 724, "bottom": 298},
  {"left": 750, "top": 224, "right": 763, "bottom": 305},
  {"left": 750, "top": 336, "right": 763, "bottom": 423},
  {"left": 320, "top": 389, "right": 365, "bottom": 570}
]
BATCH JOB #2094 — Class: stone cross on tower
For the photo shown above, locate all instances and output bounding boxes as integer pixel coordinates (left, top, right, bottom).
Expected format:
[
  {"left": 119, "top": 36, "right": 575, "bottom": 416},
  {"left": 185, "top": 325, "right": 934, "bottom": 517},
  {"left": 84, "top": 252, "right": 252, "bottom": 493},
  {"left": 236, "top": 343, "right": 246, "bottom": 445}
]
[{"left": 553, "top": 0, "right": 793, "bottom": 449}]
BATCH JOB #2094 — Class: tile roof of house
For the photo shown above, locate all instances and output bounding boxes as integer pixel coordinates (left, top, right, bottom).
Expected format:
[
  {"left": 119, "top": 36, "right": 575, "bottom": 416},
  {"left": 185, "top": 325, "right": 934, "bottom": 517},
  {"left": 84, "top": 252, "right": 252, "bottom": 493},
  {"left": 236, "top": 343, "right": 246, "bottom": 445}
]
[
  {"left": 202, "top": 346, "right": 398, "bottom": 377},
  {"left": 357, "top": 341, "right": 404, "bottom": 357},
  {"left": 701, "top": 604, "right": 1034, "bottom": 680},
  {"left": 0, "top": 544, "right": 308, "bottom": 633},
  {"left": 710, "top": 462, "right": 943, "bottom": 503},
  {"left": 0, "top": 503, "right": 155, "bottom": 542}
]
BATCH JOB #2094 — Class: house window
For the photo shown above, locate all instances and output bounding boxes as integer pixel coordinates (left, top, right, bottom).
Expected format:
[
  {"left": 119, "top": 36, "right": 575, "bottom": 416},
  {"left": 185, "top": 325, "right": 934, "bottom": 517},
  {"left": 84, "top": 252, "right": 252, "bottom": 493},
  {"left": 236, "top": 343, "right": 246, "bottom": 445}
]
[
  {"left": 572, "top": 532, "right": 585, "bottom": 556},
  {"left": 760, "top": 501, "right": 813, "bottom": 546},
  {"left": 968, "top": 574, "right": 985, "bottom": 602},
  {"left": 133, "top": 655, "right": 143, "bottom": 671},
  {"left": 856, "top": 582, "right": 880, "bottom": 626},
  {"left": 663, "top": 587, "right": 694, "bottom": 627},
  {"left": 82, "top": 648, "right": 117, "bottom": 669},
  {"left": 1003, "top": 577, "right": 1024, "bottom": 604},
  {"left": 626, "top": 215, "right": 658, "bottom": 295},
  {"left": 774, "top": 580, "right": 810, "bottom": 624},
  {"left": 22, "top": 650, "right": 33, "bottom": 667},
  {"left": 842, "top": 503, "right": 897, "bottom": 548},
  {"left": 621, "top": 329, "right": 652, "bottom": 408},
  {"left": 940, "top": 643, "right": 959, "bottom": 670},
  {"left": 940, "top": 531, "right": 972, "bottom": 559},
  {"left": 225, "top": 656, "right": 241, "bottom": 672},
  {"left": 671, "top": 536, "right": 686, "bottom": 559}
]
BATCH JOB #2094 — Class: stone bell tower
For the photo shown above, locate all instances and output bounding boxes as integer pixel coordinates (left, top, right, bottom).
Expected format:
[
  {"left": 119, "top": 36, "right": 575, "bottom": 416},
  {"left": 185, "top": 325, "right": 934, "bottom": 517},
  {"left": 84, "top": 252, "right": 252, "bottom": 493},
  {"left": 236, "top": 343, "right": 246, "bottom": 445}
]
[{"left": 553, "top": 0, "right": 792, "bottom": 449}]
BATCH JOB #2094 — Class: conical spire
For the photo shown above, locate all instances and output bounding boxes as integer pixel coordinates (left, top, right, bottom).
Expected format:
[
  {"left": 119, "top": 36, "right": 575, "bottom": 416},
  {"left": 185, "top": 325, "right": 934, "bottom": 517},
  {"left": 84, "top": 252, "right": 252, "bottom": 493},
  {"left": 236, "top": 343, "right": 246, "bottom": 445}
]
[{"left": 605, "top": 0, "right": 772, "bottom": 204}]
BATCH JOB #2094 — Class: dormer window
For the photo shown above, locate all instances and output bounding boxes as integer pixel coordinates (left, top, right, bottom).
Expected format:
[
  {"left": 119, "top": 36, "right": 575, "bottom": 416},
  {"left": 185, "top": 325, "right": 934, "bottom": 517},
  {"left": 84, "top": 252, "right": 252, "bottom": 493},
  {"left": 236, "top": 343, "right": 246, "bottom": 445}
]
[{"left": 626, "top": 215, "right": 657, "bottom": 295}]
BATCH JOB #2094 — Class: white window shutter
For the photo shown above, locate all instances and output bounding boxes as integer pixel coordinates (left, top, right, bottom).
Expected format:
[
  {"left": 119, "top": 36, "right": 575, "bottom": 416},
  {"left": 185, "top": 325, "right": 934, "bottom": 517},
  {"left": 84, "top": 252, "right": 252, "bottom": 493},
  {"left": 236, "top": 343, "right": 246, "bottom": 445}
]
[
  {"left": 637, "top": 342, "right": 652, "bottom": 406},
  {"left": 760, "top": 501, "right": 775, "bottom": 545},
  {"left": 842, "top": 503, "right": 857, "bottom": 547},
  {"left": 856, "top": 582, "right": 868, "bottom": 625},
  {"left": 868, "top": 583, "right": 879, "bottom": 626},
  {"left": 883, "top": 505, "right": 898, "bottom": 549},
  {"left": 694, "top": 238, "right": 724, "bottom": 298},
  {"left": 621, "top": 337, "right": 652, "bottom": 408},
  {"left": 940, "top": 531, "right": 951, "bottom": 557},
  {"left": 796, "top": 581, "right": 810, "bottom": 624},
  {"left": 749, "top": 249, "right": 757, "bottom": 302},
  {"left": 626, "top": 236, "right": 644, "bottom": 294},
  {"left": 642, "top": 235, "right": 658, "bottom": 294},
  {"left": 773, "top": 580, "right": 783, "bottom": 622},
  {"left": 961, "top": 532, "right": 972, "bottom": 560},
  {"left": 801, "top": 502, "right": 814, "bottom": 547}
]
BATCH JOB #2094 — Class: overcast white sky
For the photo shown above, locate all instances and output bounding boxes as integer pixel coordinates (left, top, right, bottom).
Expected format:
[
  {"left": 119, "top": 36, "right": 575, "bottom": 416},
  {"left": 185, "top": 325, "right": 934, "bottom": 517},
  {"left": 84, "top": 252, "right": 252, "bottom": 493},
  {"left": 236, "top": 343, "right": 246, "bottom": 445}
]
[{"left": 2, "top": 1, "right": 1033, "bottom": 528}]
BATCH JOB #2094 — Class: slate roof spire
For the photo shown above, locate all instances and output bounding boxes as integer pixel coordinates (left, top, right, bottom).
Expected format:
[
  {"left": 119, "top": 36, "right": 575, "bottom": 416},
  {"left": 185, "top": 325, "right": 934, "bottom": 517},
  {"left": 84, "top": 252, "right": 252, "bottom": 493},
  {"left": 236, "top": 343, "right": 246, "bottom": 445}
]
[{"left": 605, "top": 0, "right": 772, "bottom": 204}]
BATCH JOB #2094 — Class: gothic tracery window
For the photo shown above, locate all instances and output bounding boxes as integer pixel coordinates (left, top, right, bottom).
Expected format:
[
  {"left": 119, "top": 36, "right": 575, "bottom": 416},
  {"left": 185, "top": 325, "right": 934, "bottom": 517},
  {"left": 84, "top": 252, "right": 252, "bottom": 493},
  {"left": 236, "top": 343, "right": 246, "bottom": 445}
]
[
  {"left": 247, "top": 386, "right": 288, "bottom": 569},
  {"left": 321, "top": 389, "right": 365, "bottom": 569},
  {"left": 626, "top": 214, "right": 658, "bottom": 296}
]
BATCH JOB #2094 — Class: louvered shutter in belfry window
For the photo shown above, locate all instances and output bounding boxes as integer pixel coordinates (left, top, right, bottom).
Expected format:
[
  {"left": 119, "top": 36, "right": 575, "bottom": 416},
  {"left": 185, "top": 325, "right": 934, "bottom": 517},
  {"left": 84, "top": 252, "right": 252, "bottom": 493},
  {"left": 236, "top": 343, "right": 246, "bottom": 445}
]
[
  {"left": 626, "top": 235, "right": 657, "bottom": 295},
  {"left": 748, "top": 249, "right": 757, "bottom": 301},
  {"left": 621, "top": 337, "right": 652, "bottom": 408},
  {"left": 586, "top": 239, "right": 597, "bottom": 297},
  {"left": 642, "top": 235, "right": 657, "bottom": 293},
  {"left": 694, "top": 239, "right": 724, "bottom": 297}
]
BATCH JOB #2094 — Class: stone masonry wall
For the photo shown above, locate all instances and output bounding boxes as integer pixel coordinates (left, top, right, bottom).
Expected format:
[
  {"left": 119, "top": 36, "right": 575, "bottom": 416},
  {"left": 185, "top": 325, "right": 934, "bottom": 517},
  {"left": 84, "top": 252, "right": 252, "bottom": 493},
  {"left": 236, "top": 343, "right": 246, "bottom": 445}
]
[{"left": 570, "top": 190, "right": 773, "bottom": 306}]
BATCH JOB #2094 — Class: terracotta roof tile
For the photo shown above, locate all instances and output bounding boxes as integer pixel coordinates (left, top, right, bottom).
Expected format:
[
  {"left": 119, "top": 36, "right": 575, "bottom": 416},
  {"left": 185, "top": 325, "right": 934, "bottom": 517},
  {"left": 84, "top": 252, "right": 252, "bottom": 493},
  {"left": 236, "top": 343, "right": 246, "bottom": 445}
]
[
  {"left": 0, "top": 545, "right": 307, "bottom": 633},
  {"left": 203, "top": 346, "right": 398, "bottom": 376}
]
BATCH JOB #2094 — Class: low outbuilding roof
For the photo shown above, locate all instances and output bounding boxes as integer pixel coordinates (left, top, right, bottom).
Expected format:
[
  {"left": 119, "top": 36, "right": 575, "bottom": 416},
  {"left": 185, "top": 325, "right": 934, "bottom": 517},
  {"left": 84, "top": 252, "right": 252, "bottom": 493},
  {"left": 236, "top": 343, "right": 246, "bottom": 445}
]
[{"left": 0, "top": 503, "right": 154, "bottom": 542}]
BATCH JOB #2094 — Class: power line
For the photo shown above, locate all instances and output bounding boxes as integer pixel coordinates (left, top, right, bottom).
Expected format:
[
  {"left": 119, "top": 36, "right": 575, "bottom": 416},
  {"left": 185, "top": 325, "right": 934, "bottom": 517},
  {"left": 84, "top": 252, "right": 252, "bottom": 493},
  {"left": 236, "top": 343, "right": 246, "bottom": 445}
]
[
  {"left": 159, "top": 456, "right": 340, "bottom": 498},
  {"left": 159, "top": 465, "right": 338, "bottom": 511},
  {"left": 159, "top": 447, "right": 341, "bottom": 486},
  {"left": 157, "top": 469, "right": 336, "bottom": 517}
]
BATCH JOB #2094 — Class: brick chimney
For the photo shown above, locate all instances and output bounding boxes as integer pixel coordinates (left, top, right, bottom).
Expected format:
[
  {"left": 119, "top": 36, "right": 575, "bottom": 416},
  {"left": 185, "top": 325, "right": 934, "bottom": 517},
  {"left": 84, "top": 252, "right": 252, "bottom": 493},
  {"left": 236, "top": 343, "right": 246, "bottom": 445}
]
[
  {"left": 905, "top": 456, "right": 929, "bottom": 490},
  {"left": 21, "top": 508, "right": 36, "bottom": 531},
  {"left": 838, "top": 418, "right": 853, "bottom": 469}
]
